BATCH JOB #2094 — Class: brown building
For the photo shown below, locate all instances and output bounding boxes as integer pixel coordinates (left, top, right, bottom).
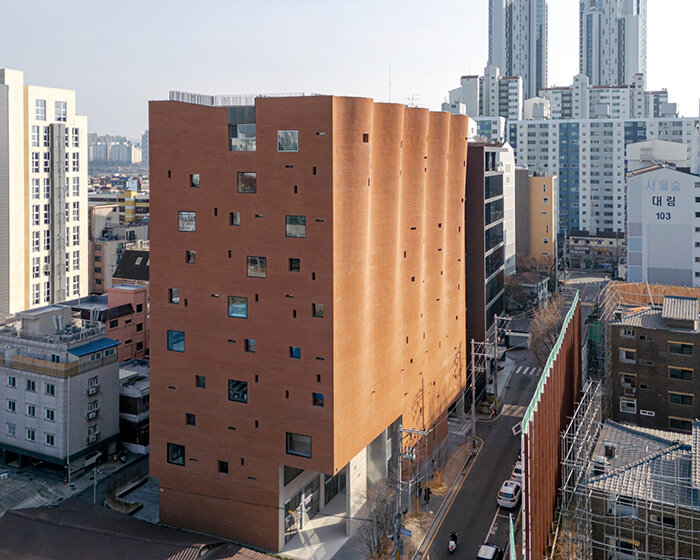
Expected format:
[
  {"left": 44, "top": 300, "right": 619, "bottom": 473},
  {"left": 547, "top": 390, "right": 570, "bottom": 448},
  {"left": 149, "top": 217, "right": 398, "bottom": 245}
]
[
  {"left": 149, "top": 95, "right": 468, "bottom": 552},
  {"left": 527, "top": 173, "right": 558, "bottom": 261},
  {"left": 610, "top": 296, "right": 700, "bottom": 433}
]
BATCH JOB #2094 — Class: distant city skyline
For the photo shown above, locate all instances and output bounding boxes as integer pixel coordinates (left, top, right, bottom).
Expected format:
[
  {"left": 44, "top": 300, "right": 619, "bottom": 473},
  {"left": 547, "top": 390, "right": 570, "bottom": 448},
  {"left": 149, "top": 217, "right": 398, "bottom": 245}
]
[{"left": 2, "top": 0, "right": 698, "bottom": 138}]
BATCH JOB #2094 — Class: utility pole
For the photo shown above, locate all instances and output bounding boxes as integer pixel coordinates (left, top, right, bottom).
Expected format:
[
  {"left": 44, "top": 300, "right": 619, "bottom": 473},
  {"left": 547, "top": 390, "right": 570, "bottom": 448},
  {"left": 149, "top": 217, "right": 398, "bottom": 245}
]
[
  {"left": 92, "top": 466, "right": 99, "bottom": 505},
  {"left": 471, "top": 339, "right": 477, "bottom": 439},
  {"left": 395, "top": 425, "right": 402, "bottom": 560}
]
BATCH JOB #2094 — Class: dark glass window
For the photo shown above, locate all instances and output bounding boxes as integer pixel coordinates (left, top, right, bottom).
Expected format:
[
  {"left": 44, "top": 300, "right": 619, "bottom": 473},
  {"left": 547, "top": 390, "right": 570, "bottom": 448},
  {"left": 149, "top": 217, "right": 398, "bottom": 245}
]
[
  {"left": 167, "top": 442, "right": 185, "bottom": 465},
  {"left": 313, "top": 393, "right": 324, "bottom": 407},
  {"left": 228, "top": 379, "right": 248, "bottom": 403},
  {"left": 289, "top": 258, "right": 300, "bottom": 272},
  {"left": 289, "top": 346, "right": 301, "bottom": 359},
  {"left": 167, "top": 330, "right": 185, "bottom": 352},
  {"left": 285, "top": 215, "right": 306, "bottom": 238},
  {"left": 195, "top": 375, "right": 206, "bottom": 388},
  {"left": 247, "top": 256, "right": 267, "bottom": 278},
  {"left": 185, "top": 413, "right": 196, "bottom": 426},
  {"left": 237, "top": 172, "right": 257, "bottom": 193},
  {"left": 286, "top": 432, "right": 311, "bottom": 458}
]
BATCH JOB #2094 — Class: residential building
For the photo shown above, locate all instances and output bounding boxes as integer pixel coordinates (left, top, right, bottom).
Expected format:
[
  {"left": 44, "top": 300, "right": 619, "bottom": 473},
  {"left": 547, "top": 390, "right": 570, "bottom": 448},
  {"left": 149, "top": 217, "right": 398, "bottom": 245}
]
[
  {"left": 0, "top": 304, "right": 119, "bottom": 471},
  {"left": 448, "top": 65, "right": 523, "bottom": 120},
  {"left": 488, "top": 0, "right": 548, "bottom": 99},
  {"left": 568, "top": 231, "right": 624, "bottom": 273},
  {"left": 70, "top": 284, "right": 149, "bottom": 362},
  {"left": 579, "top": 0, "right": 647, "bottom": 86},
  {"left": 88, "top": 134, "right": 143, "bottom": 165},
  {"left": 610, "top": 295, "right": 700, "bottom": 431},
  {"left": 141, "top": 130, "right": 149, "bottom": 167},
  {"left": 89, "top": 204, "right": 149, "bottom": 293},
  {"left": 112, "top": 249, "right": 149, "bottom": 288},
  {"left": 516, "top": 271, "right": 549, "bottom": 306},
  {"left": 0, "top": 68, "right": 88, "bottom": 316},
  {"left": 119, "top": 359, "right": 149, "bottom": 454},
  {"left": 538, "top": 73, "right": 674, "bottom": 120},
  {"left": 523, "top": 96, "right": 550, "bottom": 120},
  {"left": 626, "top": 139, "right": 688, "bottom": 173},
  {"left": 626, "top": 164, "right": 700, "bottom": 287},
  {"left": 89, "top": 190, "right": 149, "bottom": 223},
  {"left": 505, "top": 116, "right": 699, "bottom": 235},
  {"left": 149, "top": 93, "right": 468, "bottom": 552},
  {"left": 466, "top": 142, "right": 509, "bottom": 352},
  {"left": 514, "top": 167, "right": 531, "bottom": 256},
  {"left": 527, "top": 173, "right": 558, "bottom": 261}
]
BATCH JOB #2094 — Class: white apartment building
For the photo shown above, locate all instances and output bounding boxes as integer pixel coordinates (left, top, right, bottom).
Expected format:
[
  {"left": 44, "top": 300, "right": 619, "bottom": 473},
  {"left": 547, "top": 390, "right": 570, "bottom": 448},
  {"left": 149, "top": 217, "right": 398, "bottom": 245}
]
[
  {"left": 539, "top": 73, "right": 674, "bottom": 120},
  {"left": 488, "top": 0, "right": 548, "bottom": 99},
  {"left": 501, "top": 145, "right": 517, "bottom": 276},
  {"left": 0, "top": 69, "right": 88, "bottom": 317},
  {"left": 506, "top": 116, "right": 699, "bottom": 234},
  {"left": 626, "top": 164, "right": 700, "bottom": 287},
  {"left": 0, "top": 305, "right": 120, "bottom": 471},
  {"left": 448, "top": 65, "right": 523, "bottom": 121},
  {"left": 627, "top": 140, "right": 688, "bottom": 173},
  {"left": 579, "top": 0, "right": 647, "bottom": 86}
]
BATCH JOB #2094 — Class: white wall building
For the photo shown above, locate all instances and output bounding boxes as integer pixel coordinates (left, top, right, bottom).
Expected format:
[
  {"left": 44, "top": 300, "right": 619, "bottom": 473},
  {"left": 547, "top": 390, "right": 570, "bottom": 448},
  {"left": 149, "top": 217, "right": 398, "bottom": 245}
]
[
  {"left": 0, "top": 305, "right": 120, "bottom": 470},
  {"left": 500, "top": 144, "right": 517, "bottom": 276},
  {"left": 626, "top": 165, "right": 700, "bottom": 287},
  {"left": 448, "top": 65, "right": 523, "bottom": 121},
  {"left": 626, "top": 140, "right": 688, "bottom": 173},
  {"left": 0, "top": 69, "right": 88, "bottom": 317},
  {"left": 488, "top": 0, "right": 548, "bottom": 99},
  {"left": 524, "top": 96, "right": 551, "bottom": 120},
  {"left": 579, "top": 0, "right": 647, "bottom": 86}
]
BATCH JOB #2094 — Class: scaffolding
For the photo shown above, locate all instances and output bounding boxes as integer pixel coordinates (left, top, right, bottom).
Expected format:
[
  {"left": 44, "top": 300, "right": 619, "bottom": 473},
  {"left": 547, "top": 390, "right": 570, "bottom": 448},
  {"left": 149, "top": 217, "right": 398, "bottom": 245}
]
[{"left": 550, "top": 279, "right": 700, "bottom": 560}]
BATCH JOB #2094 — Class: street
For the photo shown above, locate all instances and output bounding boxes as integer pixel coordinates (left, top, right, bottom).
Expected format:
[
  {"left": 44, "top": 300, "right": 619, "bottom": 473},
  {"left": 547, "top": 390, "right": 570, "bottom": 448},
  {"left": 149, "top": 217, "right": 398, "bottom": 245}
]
[{"left": 421, "top": 349, "right": 542, "bottom": 560}]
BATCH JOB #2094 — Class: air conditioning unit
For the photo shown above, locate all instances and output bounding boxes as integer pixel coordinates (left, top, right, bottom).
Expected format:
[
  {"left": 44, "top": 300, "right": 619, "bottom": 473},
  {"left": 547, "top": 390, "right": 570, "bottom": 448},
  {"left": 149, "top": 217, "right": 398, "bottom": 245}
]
[
  {"left": 86, "top": 410, "right": 97, "bottom": 420},
  {"left": 93, "top": 425, "right": 100, "bottom": 434},
  {"left": 87, "top": 386, "right": 99, "bottom": 396},
  {"left": 42, "top": 264, "right": 50, "bottom": 274},
  {"left": 87, "top": 435, "right": 97, "bottom": 444}
]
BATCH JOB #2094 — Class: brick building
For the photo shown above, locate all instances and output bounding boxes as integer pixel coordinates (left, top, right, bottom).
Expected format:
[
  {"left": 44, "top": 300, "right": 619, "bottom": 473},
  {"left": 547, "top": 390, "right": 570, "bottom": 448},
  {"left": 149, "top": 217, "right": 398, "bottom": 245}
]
[{"left": 149, "top": 94, "right": 468, "bottom": 552}]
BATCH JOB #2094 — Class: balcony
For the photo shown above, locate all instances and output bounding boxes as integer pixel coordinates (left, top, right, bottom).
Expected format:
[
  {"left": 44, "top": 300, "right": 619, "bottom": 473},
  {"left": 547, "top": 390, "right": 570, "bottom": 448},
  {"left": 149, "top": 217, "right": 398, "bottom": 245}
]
[{"left": 86, "top": 410, "right": 99, "bottom": 420}]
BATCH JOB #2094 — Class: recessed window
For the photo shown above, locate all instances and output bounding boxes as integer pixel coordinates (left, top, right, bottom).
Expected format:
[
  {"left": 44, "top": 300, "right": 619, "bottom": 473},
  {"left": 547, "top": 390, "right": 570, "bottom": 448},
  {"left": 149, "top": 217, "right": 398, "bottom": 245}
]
[
  {"left": 669, "top": 342, "right": 693, "bottom": 356},
  {"left": 169, "top": 288, "right": 180, "bottom": 304},
  {"left": 26, "top": 428, "right": 36, "bottom": 442},
  {"left": 278, "top": 130, "right": 299, "bottom": 152},
  {"left": 228, "top": 296, "right": 248, "bottom": 318},
  {"left": 228, "top": 379, "right": 248, "bottom": 403},
  {"left": 26, "top": 380, "right": 36, "bottom": 392},
  {"left": 669, "top": 367, "right": 693, "bottom": 381},
  {"left": 136, "top": 304, "right": 143, "bottom": 313},
  {"left": 669, "top": 417, "right": 693, "bottom": 432},
  {"left": 195, "top": 375, "right": 206, "bottom": 388},
  {"left": 313, "top": 393, "right": 324, "bottom": 407},
  {"left": 190, "top": 174, "right": 200, "bottom": 188},
  {"left": 229, "top": 212, "right": 240, "bottom": 226},
  {"left": 237, "top": 172, "right": 257, "bottom": 194},
  {"left": 619, "top": 349, "right": 636, "bottom": 364},
  {"left": 218, "top": 460, "right": 229, "bottom": 474},
  {"left": 45, "top": 408, "right": 55, "bottom": 421},
  {"left": 186, "top": 413, "right": 196, "bottom": 426},
  {"left": 289, "top": 346, "right": 301, "bottom": 359},
  {"left": 167, "top": 442, "right": 185, "bottom": 466},
  {"left": 185, "top": 250, "right": 196, "bottom": 264},
  {"left": 178, "top": 211, "right": 196, "bottom": 232},
  {"left": 136, "top": 323, "right": 143, "bottom": 332},
  {"left": 313, "top": 303, "right": 324, "bottom": 318},
  {"left": 289, "top": 258, "right": 300, "bottom": 272},
  {"left": 669, "top": 392, "right": 693, "bottom": 406},
  {"left": 244, "top": 339, "right": 256, "bottom": 353},
  {"left": 362, "top": 133, "right": 369, "bottom": 143},
  {"left": 247, "top": 256, "right": 267, "bottom": 278},
  {"left": 7, "top": 376, "right": 16, "bottom": 388},
  {"left": 619, "top": 397, "right": 637, "bottom": 414},
  {"left": 45, "top": 383, "right": 55, "bottom": 396},
  {"left": 622, "top": 328, "right": 634, "bottom": 338},
  {"left": 167, "top": 330, "right": 185, "bottom": 352},
  {"left": 7, "top": 400, "right": 16, "bottom": 413},
  {"left": 285, "top": 215, "right": 306, "bottom": 238},
  {"left": 286, "top": 432, "right": 311, "bottom": 458}
]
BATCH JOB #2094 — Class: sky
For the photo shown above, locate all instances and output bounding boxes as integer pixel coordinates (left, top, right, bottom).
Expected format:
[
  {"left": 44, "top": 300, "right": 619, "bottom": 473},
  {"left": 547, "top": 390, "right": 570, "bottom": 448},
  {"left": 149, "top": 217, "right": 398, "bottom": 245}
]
[{"left": 2, "top": 0, "right": 699, "bottom": 139}]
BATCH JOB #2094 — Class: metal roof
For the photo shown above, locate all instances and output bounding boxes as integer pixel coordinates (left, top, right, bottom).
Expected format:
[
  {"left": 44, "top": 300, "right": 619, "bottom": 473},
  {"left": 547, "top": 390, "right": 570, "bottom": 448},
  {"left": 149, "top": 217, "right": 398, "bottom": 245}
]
[
  {"left": 68, "top": 337, "right": 120, "bottom": 357},
  {"left": 662, "top": 296, "right": 700, "bottom": 322}
]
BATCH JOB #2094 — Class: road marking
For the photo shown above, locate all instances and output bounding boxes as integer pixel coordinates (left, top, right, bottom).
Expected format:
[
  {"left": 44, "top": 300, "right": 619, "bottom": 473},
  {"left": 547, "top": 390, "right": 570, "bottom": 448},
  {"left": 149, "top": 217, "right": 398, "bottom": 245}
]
[
  {"left": 420, "top": 437, "right": 484, "bottom": 559},
  {"left": 486, "top": 507, "right": 500, "bottom": 537},
  {"left": 515, "top": 366, "right": 524, "bottom": 374},
  {"left": 500, "top": 405, "right": 527, "bottom": 418},
  {"left": 529, "top": 367, "right": 542, "bottom": 376}
]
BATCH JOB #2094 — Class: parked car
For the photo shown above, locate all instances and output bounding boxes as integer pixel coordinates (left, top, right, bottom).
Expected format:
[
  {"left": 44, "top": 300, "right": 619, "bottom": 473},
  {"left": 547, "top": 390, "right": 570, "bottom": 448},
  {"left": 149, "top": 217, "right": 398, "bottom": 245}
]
[
  {"left": 511, "top": 461, "right": 523, "bottom": 483},
  {"left": 497, "top": 480, "right": 521, "bottom": 509},
  {"left": 476, "top": 543, "right": 504, "bottom": 560},
  {"left": 83, "top": 451, "right": 102, "bottom": 468}
]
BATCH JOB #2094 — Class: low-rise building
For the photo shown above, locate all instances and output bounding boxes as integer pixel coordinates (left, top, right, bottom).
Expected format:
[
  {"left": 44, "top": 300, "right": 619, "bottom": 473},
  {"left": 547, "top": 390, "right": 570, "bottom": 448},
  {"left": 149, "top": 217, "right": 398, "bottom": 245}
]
[
  {"left": 119, "top": 359, "right": 149, "bottom": 455},
  {"left": 610, "top": 296, "right": 700, "bottom": 432},
  {"left": 112, "top": 250, "right": 149, "bottom": 288},
  {"left": 568, "top": 231, "right": 624, "bottom": 273},
  {"left": 0, "top": 305, "right": 120, "bottom": 473}
]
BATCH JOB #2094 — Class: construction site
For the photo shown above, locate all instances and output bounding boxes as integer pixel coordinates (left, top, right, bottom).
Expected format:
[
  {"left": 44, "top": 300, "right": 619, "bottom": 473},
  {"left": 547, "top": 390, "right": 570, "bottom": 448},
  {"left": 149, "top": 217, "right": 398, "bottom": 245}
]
[{"left": 550, "top": 282, "right": 700, "bottom": 560}]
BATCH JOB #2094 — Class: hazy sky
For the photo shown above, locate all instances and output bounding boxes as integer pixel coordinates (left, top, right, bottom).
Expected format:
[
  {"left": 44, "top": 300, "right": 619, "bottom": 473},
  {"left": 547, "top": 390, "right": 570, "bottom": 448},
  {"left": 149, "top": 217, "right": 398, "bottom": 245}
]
[{"left": 2, "top": 0, "right": 698, "bottom": 139}]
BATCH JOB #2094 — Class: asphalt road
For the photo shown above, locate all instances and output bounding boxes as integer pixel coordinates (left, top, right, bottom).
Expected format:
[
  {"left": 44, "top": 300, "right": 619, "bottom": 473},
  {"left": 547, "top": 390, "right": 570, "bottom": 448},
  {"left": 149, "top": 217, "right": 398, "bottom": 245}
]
[{"left": 422, "top": 354, "right": 541, "bottom": 560}]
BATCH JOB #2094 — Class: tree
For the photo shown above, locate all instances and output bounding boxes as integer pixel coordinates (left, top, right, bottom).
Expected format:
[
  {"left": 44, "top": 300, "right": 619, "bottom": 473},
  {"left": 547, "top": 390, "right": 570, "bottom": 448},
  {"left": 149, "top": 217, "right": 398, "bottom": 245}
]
[
  {"left": 356, "top": 484, "right": 396, "bottom": 559},
  {"left": 505, "top": 275, "right": 531, "bottom": 312},
  {"left": 529, "top": 294, "right": 564, "bottom": 366}
]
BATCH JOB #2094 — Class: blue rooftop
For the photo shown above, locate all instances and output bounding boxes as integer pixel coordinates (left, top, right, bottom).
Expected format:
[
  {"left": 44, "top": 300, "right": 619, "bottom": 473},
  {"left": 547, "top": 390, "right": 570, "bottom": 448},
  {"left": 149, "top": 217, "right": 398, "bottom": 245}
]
[{"left": 69, "top": 338, "right": 120, "bottom": 357}]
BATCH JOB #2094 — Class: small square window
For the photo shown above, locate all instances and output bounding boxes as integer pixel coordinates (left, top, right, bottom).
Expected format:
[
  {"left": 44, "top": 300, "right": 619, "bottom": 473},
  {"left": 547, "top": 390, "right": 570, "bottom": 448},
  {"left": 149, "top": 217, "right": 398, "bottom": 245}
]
[
  {"left": 289, "top": 258, "right": 300, "bottom": 272},
  {"left": 136, "top": 303, "right": 143, "bottom": 313},
  {"left": 218, "top": 460, "right": 229, "bottom": 474},
  {"left": 167, "top": 330, "right": 185, "bottom": 352},
  {"left": 247, "top": 256, "right": 267, "bottom": 278},
  {"left": 237, "top": 172, "right": 257, "bottom": 193},
  {"left": 169, "top": 288, "right": 180, "bottom": 304},
  {"left": 185, "top": 250, "right": 196, "bottom": 264},
  {"left": 228, "top": 296, "right": 248, "bottom": 318},
  {"left": 178, "top": 211, "right": 196, "bottom": 232},
  {"left": 278, "top": 130, "right": 299, "bottom": 152},
  {"left": 362, "top": 133, "right": 369, "bottom": 143},
  {"left": 108, "top": 319, "right": 118, "bottom": 329},
  {"left": 228, "top": 379, "right": 248, "bottom": 403},
  {"left": 286, "top": 432, "right": 311, "bottom": 458},
  {"left": 313, "top": 393, "right": 324, "bottom": 407},
  {"left": 190, "top": 174, "right": 200, "bottom": 188},
  {"left": 313, "top": 303, "right": 324, "bottom": 318},
  {"left": 244, "top": 339, "right": 256, "bottom": 353},
  {"left": 186, "top": 413, "right": 196, "bottom": 426},
  {"left": 195, "top": 375, "right": 206, "bottom": 388},
  {"left": 289, "top": 346, "right": 301, "bottom": 359},
  {"left": 229, "top": 212, "right": 240, "bottom": 226},
  {"left": 285, "top": 215, "right": 306, "bottom": 238},
  {"left": 167, "top": 442, "right": 185, "bottom": 466}
]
